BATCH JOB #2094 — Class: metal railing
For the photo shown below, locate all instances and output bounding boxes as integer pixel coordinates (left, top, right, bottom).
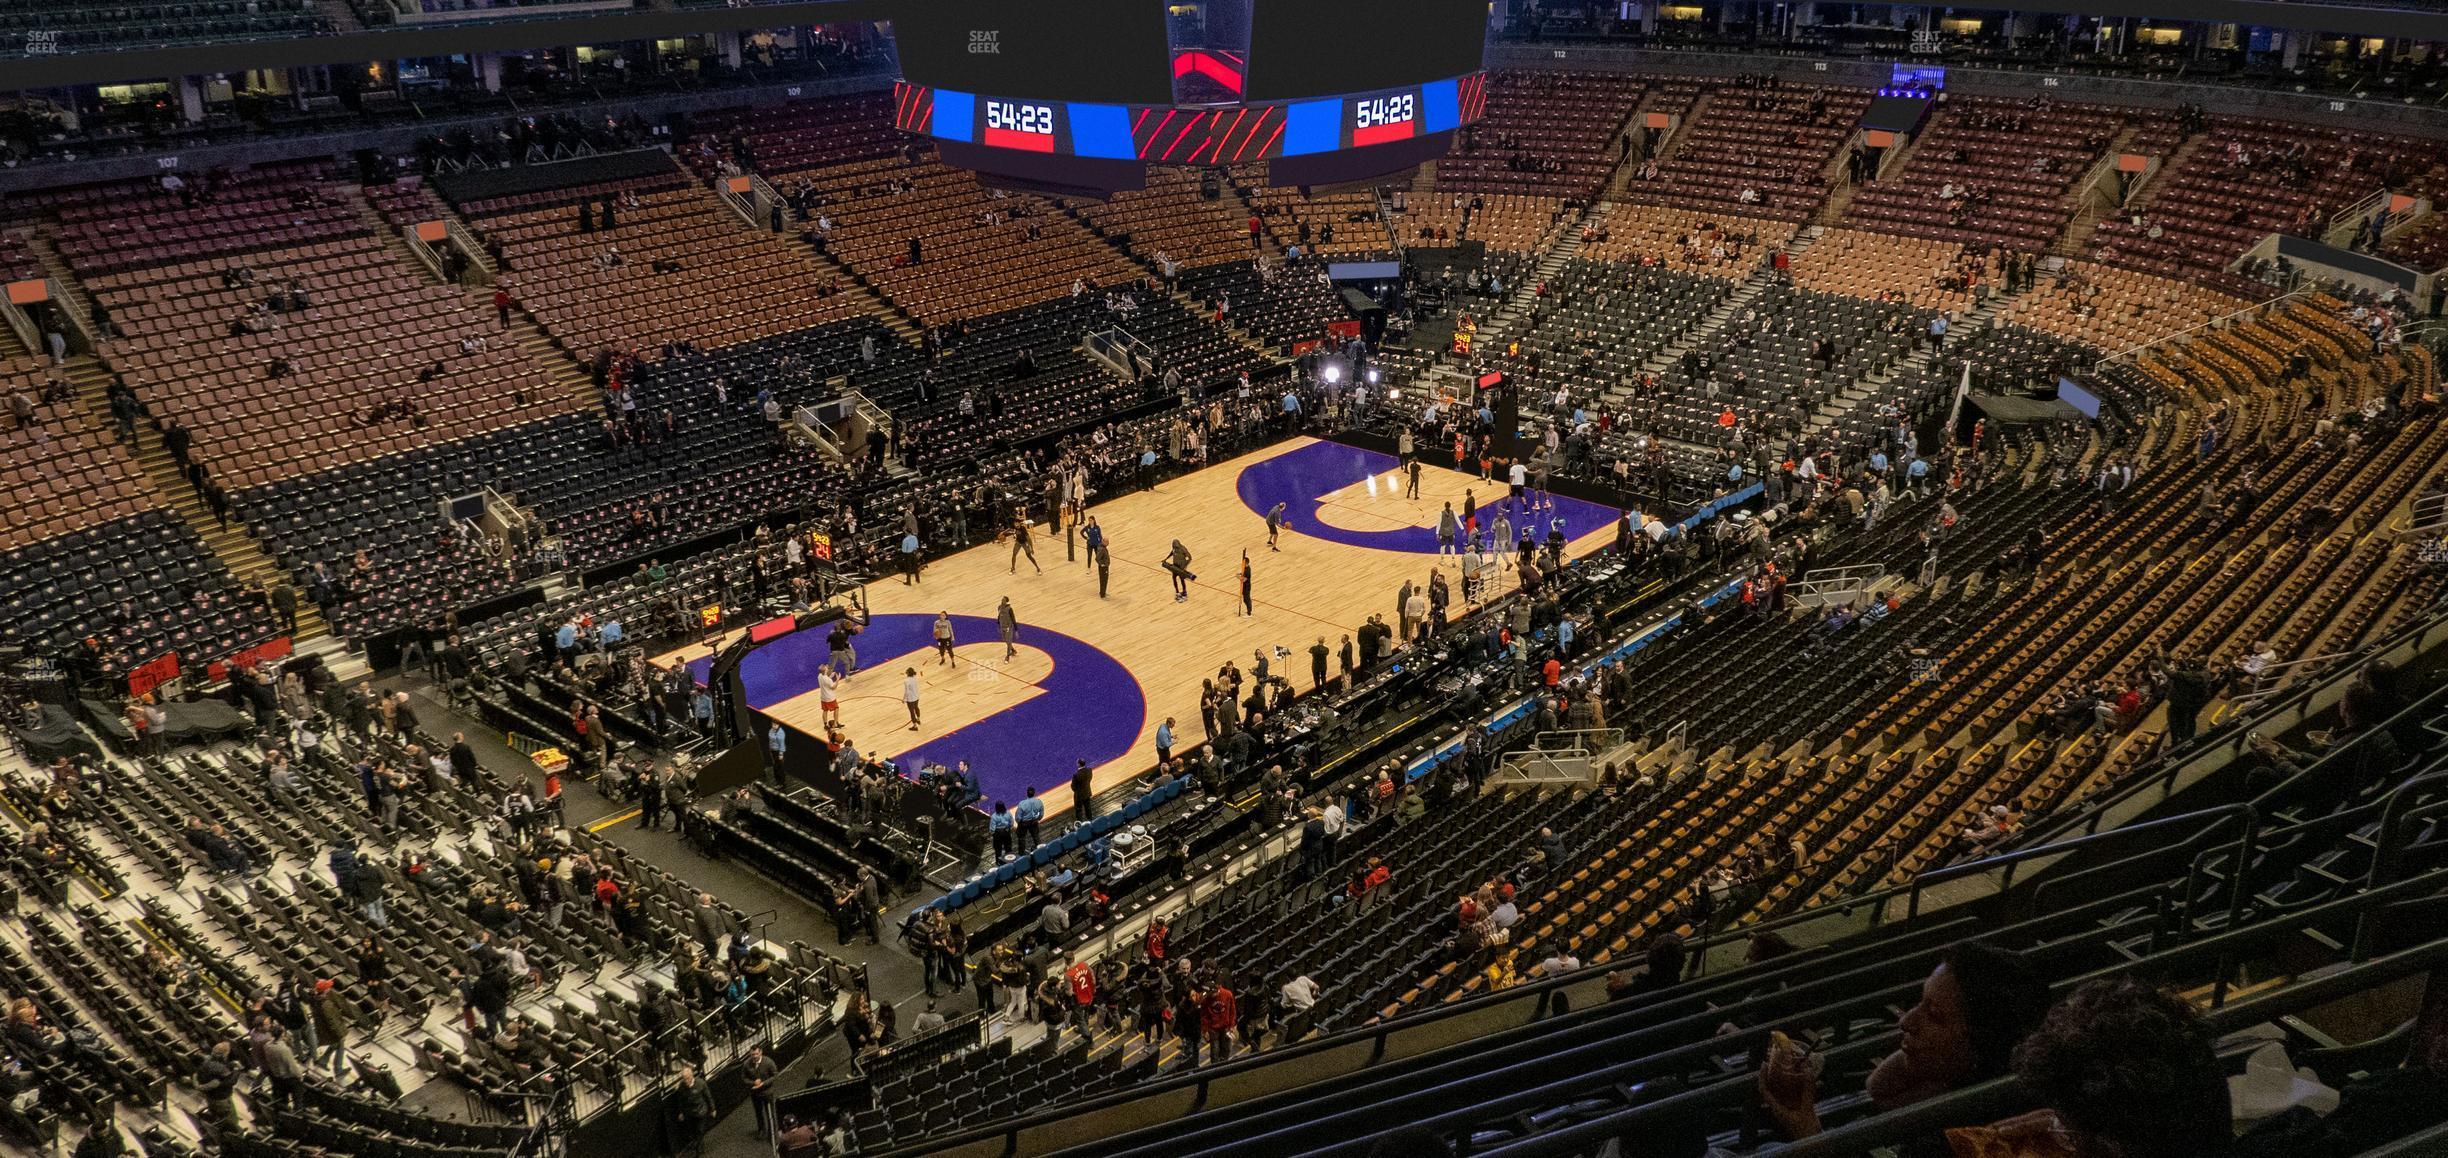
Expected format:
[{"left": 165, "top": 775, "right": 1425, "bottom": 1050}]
[
  {"left": 1372, "top": 184, "right": 1405, "bottom": 260},
  {"left": 2217, "top": 646, "right": 2364, "bottom": 712},
  {"left": 2017, "top": 601, "right": 2448, "bottom": 854},
  {"left": 2395, "top": 490, "right": 2448, "bottom": 537},
  {"left": 445, "top": 218, "right": 495, "bottom": 284},
  {"left": 1757, "top": 934, "right": 2448, "bottom": 1157},
  {"left": 844, "top": 389, "right": 891, "bottom": 436},
  {"left": 2323, "top": 188, "right": 2395, "bottom": 249},
  {"left": 2091, "top": 288, "right": 2315, "bottom": 369},
  {"left": 0, "top": 289, "right": 40, "bottom": 354},
  {"left": 1084, "top": 327, "right": 1156, "bottom": 379},
  {"left": 2321, "top": 190, "right": 2431, "bottom": 251},
  {"left": 2069, "top": 144, "right": 2144, "bottom": 215},
  {"left": 709, "top": 170, "right": 775, "bottom": 230},
  {"left": 1789, "top": 562, "right": 1885, "bottom": 608},
  {"left": 1486, "top": 749, "right": 1595, "bottom": 791},
  {"left": 881, "top": 795, "right": 2373, "bottom": 1157},
  {"left": 483, "top": 990, "right": 811, "bottom": 1138},
  {"left": 1525, "top": 727, "right": 1626, "bottom": 753}
]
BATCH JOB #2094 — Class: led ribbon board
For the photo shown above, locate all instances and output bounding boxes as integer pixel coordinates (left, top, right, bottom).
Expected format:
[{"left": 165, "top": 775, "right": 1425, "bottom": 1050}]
[{"left": 900, "top": 73, "right": 1484, "bottom": 163}]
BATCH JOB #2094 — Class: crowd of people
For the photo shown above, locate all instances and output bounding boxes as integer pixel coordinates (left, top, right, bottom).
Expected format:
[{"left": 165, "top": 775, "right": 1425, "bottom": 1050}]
[{"left": 6, "top": 43, "right": 2445, "bottom": 1158}]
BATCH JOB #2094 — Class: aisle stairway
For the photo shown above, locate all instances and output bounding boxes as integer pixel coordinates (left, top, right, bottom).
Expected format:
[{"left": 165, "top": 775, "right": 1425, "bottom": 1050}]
[
  {"left": 1599, "top": 91, "right": 1657, "bottom": 202},
  {"left": 2052, "top": 122, "right": 2144, "bottom": 256},
  {"left": 1223, "top": 178, "right": 1289, "bottom": 263},
  {"left": 18, "top": 230, "right": 336, "bottom": 648},
  {"left": 1622, "top": 224, "right": 1826, "bottom": 391},
  {"left": 2108, "top": 127, "right": 2208, "bottom": 228},
  {"left": 1408, "top": 200, "right": 1608, "bottom": 384},
  {"left": 1808, "top": 284, "right": 2016, "bottom": 430},
  {"left": 1054, "top": 195, "right": 1293, "bottom": 364},
  {"left": 1654, "top": 92, "right": 1710, "bottom": 162},
  {"left": 67, "top": 352, "right": 334, "bottom": 645},
  {"left": 348, "top": 187, "right": 627, "bottom": 414},
  {"left": 1812, "top": 133, "right": 1869, "bottom": 226},
  {"left": 697, "top": 178, "right": 929, "bottom": 345},
  {"left": 351, "top": 192, "right": 445, "bottom": 284}
]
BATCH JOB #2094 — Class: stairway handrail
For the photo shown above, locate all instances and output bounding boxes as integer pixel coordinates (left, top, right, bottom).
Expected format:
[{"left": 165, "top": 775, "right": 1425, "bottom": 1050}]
[{"left": 2090, "top": 287, "right": 2315, "bottom": 369}]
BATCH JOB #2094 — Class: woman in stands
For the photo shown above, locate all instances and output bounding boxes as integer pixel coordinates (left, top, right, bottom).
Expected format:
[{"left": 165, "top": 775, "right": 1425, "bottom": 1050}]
[
  {"left": 1954, "top": 978, "right": 2230, "bottom": 1158},
  {"left": 1756, "top": 942, "right": 2050, "bottom": 1151}
]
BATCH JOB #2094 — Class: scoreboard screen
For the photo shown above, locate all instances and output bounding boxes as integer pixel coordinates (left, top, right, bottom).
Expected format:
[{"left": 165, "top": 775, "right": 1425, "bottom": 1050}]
[
  {"left": 1350, "top": 91, "right": 1419, "bottom": 148},
  {"left": 1245, "top": 0, "right": 1489, "bottom": 101},
  {"left": 979, "top": 97, "right": 1066, "bottom": 153},
  {"left": 893, "top": 0, "right": 1175, "bottom": 107},
  {"left": 1274, "top": 76, "right": 1480, "bottom": 155},
  {"left": 900, "top": 73, "right": 1486, "bottom": 167}
]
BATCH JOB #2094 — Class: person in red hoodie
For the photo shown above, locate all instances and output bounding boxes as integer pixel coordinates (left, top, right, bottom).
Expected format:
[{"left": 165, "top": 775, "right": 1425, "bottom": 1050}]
[
  {"left": 1201, "top": 980, "right": 1239, "bottom": 1064},
  {"left": 1063, "top": 958, "right": 1097, "bottom": 1036},
  {"left": 1347, "top": 856, "right": 1392, "bottom": 907}
]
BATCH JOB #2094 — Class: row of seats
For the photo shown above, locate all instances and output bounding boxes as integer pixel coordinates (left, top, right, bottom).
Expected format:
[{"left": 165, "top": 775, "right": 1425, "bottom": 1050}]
[
  {"left": 1068, "top": 166, "right": 1257, "bottom": 271},
  {"left": 2089, "top": 114, "right": 2448, "bottom": 293},
  {"left": 713, "top": 126, "right": 1141, "bottom": 325},
  {"left": 1580, "top": 203, "right": 1798, "bottom": 273},
  {"left": 0, "top": 353, "right": 150, "bottom": 552},
  {"left": 1435, "top": 71, "right": 1647, "bottom": 199},
  {"left": 844, "top": 291, "right": 2443, "bottom": 1155},
  {"left": 1395, "top": 192, "right": 1573, "bottom": 255},
  {"left": 1787, "top": 227, "right": 1998, "bottom": 315},
  {"left": 1844, "top": 94, "right": 2137, "bottom": 252},
  {"left": 1246, "top": 183, "right": 1393, "bottom": 258},
  {"left": 4, "top": 674, "right": 856, "bottom": 1155},
  {"left": 0, "top": 0, "right": 324, "bottom": 58},
  {"left": 1624, "top": 78, "right": 1870, "bottom": 223},
  {"left": 0, "top": 509, "right": 275, "bottom": 675},
  {"left": 1999, "top": 257, "right": 2249, "bottom": 356},
  {"left": 41, "top": 162, "right": 364, "bottom": 276},
  {"left": 459, "top": 160, "right": 869, "bottom": 356},
  {"left": 1048, "top": 759, "right": 2448, "bottom": 1157}
]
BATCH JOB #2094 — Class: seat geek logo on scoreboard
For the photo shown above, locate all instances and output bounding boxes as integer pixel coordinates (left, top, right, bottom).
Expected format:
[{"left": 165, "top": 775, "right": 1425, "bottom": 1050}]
[
  {"left": 969, "top": 29, "right": 999, "bottom": 54},
  {"left": 982, "top": 98, "right": 1060, "bottom": 152},
  {"left": 1351, "top": 91, "right": 1417, "bottom": 147}
]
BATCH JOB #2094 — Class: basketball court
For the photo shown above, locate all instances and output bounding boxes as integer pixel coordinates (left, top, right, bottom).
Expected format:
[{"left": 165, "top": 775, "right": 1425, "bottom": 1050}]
[{"left": 656, "top": 436, "right": 1630, "bottom": 816}]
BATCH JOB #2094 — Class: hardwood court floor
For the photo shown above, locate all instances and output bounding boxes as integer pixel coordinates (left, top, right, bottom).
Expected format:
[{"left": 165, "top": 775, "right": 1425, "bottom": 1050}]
[{"left": 662, "top": 436, "right": 1623, "bottom": 816}]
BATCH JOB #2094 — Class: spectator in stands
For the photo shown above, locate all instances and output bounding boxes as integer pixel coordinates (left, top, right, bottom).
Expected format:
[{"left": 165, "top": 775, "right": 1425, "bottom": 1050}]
[
  {"left": 1757, "top": 943, "right": 2051, "bottom": 1144},
  {"left": 2159, "top": 655, "right": 2217, "bottom": 749},
  {"left": 670, "top": 1064, "right": 717, "bottom": 1156},
  {"left": 258, "top": 1025, "right": 306, "bottom": 1109},
  {"left": 1949, "top": 978, "right": 2230, "bottom": 1158},
  {"left": 2242, "top": 731, "right": 2319, "bottom": 795},
  {"left": 1202, "top": 977, "right": 1240, "bottom": 1064}
]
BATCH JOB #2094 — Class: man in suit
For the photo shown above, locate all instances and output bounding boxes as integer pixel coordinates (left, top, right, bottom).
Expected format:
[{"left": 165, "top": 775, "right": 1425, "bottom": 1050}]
[
  {"left": 670, "top": 1065, "right": 717, "bottom": 1156},
  {"left": 1071, "top": 760, "right": 1096, "bottom": 820},
  {"left": 692, "top": 892, "right": 730, "bottom": 954}
]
